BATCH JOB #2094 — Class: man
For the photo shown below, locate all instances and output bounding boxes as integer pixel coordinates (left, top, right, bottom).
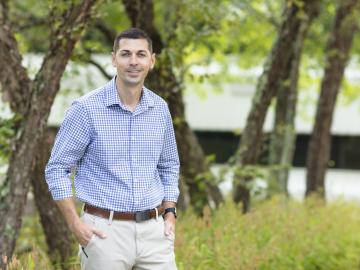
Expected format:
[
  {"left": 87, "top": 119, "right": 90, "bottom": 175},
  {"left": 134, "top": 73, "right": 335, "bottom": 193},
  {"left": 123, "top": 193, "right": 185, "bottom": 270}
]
[{"left": 45, "top": 28, "right": 179, "bottom": 270}]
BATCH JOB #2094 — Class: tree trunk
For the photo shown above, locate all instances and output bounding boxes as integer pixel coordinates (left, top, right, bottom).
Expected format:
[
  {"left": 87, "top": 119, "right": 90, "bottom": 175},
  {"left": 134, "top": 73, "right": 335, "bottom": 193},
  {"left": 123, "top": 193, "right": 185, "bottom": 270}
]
[
  {"left": 0, "top": 1, "right": 97, "bottom": 267},
  {"left": 268, "top": 2, "right": 320, "bottom": 196},
  {"left": 306, "top": 0, "right": 359, "bottom": 196},
  {"left": 232, "top": 0, "right": 321, "bottom": 212},
  {"left": 31, "top": 128, "right": 76, "bottom": 270},
  {"left": 149, "top": 57, "right": 224, "bottom": 212},
  {"left": 121, "top": 0, "right": 223, "bottom": 213}
]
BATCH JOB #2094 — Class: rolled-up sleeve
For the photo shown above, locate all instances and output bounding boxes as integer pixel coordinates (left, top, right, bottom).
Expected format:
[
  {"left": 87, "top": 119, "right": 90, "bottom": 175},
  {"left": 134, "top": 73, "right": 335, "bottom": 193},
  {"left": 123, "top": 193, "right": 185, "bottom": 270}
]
[
  {"left": 157, "top": 105, "right": 180, "bottom": 203},
  {"left": 45, "top": 101, "right": 91, "bottom": 200}
]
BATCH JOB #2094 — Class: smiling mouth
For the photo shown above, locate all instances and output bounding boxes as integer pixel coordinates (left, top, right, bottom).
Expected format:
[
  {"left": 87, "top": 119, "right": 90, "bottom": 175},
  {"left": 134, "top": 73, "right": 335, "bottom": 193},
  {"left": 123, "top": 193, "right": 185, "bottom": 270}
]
[
  {"left": 126, "top": 70, "right": 141, "bottom": 73},
  {"left": 127, "top": 70, "right": 141, "bottom": 78}
]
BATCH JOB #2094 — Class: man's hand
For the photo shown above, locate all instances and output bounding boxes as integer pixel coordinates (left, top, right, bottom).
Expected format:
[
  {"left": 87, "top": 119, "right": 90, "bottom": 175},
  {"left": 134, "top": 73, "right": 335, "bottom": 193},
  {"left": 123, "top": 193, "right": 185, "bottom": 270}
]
[
  {"left": 54, "top": 198, "right": 106, "bottom": 247},
  {"left": 70, "top": 218, "right": 106, "bottom": 247},
  {"left": 162, "top": 201, "right": 176, "bottom": 237},
  {"left": 163, "top": 213, "right": 176, "bottom": 237}
]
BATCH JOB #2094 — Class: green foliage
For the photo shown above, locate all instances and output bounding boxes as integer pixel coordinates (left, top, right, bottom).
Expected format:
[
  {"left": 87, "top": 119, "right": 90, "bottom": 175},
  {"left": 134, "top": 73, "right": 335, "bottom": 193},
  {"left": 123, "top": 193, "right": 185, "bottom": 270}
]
[
  {"left": 11, "top": 197, "right": 360, "bottom": 269},
  {"left": 0, "top": 115, "right": 21, "bottom": 162},
  {"left": 155, "top": 0, "right": 234, "bottom": 82},
  {"left": 72, "top": 0, "right": 130, "bottom": 62},
  {"left": 222, "top": 0, "right": 280, "bottom": 65},
  {"left": 340, "top": 76, "right": 360, "bottom": 105},
  {"left": 176, "top": 197, "right": 360, "bottom": 269},
  {"left": 15, "top": 212, "right": 48, "bottom": 258},
  {"left": 181, "top": 0, "right": 360, "bottom": 105},
  {"left": 9, "top": 0, "right": 51, "bottom": 53},
  {"left": 8, "top": 212, "right": 52, "bottom": 270},
  {"left": 10, "top": 0, "right": 360, "bottom": 106},
  {"left": 175, "top": 0, "right": 280, "bottom": 89},
  {"left": 302, "top": 0, "right": 336, "bottom": 65},
  {"left": 231, "top": 164, "right": 268, "bottom": 200}
]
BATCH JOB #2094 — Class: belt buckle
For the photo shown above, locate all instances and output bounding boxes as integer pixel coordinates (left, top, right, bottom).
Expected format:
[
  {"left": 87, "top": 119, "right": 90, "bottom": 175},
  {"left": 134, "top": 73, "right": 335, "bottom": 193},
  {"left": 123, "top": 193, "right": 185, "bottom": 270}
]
[{"left": 135, "top": 210, "right": 150, "bottom": 223}]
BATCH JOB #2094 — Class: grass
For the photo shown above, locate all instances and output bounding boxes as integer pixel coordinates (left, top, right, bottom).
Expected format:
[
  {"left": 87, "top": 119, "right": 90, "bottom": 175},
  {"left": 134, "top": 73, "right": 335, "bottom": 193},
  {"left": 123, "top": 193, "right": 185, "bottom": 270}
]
[{"left": 10, "top": 196, "right": 360, "bottom": 269}]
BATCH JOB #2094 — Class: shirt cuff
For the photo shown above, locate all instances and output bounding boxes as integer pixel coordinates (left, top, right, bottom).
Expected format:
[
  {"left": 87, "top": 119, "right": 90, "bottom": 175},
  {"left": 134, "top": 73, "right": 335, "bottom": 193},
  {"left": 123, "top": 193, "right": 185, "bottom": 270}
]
[
  {"left": 48, "top": 179, "right": 74, "bottom": 200},
  {"left": 163, "top": 186, "right": 180, "bottom": 203}
]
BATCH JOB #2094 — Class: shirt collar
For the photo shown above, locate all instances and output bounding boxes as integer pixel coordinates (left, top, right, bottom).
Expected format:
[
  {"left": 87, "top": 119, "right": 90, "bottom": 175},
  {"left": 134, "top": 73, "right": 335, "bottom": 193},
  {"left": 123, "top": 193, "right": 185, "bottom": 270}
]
[{"left": 104, "top": 76, "right": 154, "bottom": 110}]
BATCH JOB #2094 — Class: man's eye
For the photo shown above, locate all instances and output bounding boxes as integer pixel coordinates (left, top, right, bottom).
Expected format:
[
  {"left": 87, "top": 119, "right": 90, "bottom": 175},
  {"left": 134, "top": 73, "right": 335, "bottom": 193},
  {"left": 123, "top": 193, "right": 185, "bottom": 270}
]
[
  {"left": 121, "top": 53, "right": 130, "bottom": 57},
  {"left": 138, "top": 53, "right": 146, "bottom": 57}
]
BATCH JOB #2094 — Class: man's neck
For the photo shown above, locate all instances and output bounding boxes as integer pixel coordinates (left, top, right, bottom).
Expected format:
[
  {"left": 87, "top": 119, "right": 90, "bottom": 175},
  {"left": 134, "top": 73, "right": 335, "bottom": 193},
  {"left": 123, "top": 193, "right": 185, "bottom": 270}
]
[{"left": 116, "top": 78, "right": 143, "bottom": 112}]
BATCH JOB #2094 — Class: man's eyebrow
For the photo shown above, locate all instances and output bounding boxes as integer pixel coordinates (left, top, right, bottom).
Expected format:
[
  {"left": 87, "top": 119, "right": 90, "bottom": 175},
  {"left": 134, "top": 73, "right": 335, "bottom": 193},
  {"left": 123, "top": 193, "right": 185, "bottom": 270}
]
[{"left": 119, "top": 49, "right": 148, "bottom": 53}]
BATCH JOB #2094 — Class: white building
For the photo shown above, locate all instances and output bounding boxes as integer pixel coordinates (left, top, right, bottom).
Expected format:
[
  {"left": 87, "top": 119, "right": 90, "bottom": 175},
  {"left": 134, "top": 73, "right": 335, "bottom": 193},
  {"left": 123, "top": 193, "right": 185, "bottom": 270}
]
[{"left": 1, "top": 54, "right": 360, "bottom": 201}]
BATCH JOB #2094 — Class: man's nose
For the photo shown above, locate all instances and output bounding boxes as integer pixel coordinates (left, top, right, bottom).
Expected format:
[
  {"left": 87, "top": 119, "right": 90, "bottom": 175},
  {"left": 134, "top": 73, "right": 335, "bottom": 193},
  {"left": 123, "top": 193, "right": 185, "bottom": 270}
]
[{"left": 129, "top": 54, "right": 138, "bottom": 65}]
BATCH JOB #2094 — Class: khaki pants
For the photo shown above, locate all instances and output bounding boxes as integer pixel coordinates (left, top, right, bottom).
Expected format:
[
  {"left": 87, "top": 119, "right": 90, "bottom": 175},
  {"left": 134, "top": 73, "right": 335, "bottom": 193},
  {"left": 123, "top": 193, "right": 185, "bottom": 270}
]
[{"left": 79, "top": 212, "right": 177, "bottom": 270}]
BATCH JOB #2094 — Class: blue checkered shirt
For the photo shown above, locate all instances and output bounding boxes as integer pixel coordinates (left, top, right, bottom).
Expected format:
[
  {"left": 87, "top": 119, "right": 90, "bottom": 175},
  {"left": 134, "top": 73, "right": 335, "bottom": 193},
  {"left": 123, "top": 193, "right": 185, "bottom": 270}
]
[{"left": 45, "top": 78, "right": 180, "bottom": 212}]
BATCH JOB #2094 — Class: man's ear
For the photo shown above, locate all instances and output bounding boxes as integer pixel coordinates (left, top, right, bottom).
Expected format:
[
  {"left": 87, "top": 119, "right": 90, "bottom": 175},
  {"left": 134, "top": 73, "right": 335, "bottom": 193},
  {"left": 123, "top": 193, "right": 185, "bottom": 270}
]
[
  {"left": 111, "top": 52, "right": 116, "bottom": 67},
  {"left": 150, "top": 53, "right": 156, "bottom": 70}
]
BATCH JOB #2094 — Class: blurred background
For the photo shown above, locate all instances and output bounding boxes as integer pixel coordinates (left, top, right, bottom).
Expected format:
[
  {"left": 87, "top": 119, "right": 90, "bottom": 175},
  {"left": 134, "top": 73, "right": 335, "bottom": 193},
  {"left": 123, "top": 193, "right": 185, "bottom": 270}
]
[{"left": 1, "top": 0, "right": 360, "bottom": 269}]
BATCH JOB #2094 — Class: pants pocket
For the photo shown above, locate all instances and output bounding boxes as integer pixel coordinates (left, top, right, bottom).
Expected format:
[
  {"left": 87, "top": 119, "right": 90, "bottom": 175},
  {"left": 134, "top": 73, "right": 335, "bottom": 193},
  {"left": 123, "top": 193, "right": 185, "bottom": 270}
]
[
  {"left": 84, "top": 234, "right": 96, "bottom": 249},
  {"left": 80, "top": 213, "right": 98, "bottom": 257}
]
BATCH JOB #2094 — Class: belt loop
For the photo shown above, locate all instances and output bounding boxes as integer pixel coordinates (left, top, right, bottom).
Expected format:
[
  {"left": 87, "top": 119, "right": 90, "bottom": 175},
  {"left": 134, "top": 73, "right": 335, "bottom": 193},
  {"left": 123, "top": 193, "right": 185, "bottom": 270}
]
[
  {"left": 155, "top": 207, "right": 159, "bottom": 221},
  {"left": 108, "top": 210, "right": 114, "bottom": 225},
  {"left": 81, "top": 204, "right": 85, "bottom": 216}
]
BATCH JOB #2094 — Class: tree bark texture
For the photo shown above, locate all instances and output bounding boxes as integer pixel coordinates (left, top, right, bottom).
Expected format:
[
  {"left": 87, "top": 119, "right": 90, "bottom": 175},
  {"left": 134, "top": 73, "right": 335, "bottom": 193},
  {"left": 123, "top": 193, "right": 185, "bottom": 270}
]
[
  {"left": 121, "top": 0, "right": 223, "bottom": 212},
  {"left": 232, "top": 0, "right": 321, "bottom": 212},
  {"left": 0, "top": 1, "right": 97, "bottom": 267},
  {"left": 31, "top": 128, "right": 76, "bottom": 270},
  {"left": 306, "top": 0, "right": 359, "bottom": 196},
  {"left": 268, "top": 2, "right": 320, "bottom": 196}
]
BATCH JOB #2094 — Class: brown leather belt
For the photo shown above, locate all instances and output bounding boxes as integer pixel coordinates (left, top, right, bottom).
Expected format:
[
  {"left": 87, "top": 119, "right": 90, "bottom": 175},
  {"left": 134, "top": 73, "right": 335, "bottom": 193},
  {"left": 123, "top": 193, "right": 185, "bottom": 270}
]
[{"left": 84, "top": 204, "right": 164, "bottom": 223}]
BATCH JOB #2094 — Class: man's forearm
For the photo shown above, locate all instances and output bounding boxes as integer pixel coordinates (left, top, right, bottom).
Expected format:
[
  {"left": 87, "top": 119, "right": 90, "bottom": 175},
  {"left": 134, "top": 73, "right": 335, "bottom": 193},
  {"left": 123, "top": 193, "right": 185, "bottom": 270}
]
[
  {"left": 55, "top": 197, "right": 81, "bottom": 232},
  {"left": 162, "top": 201, "right": 176, "bottom": 209}
]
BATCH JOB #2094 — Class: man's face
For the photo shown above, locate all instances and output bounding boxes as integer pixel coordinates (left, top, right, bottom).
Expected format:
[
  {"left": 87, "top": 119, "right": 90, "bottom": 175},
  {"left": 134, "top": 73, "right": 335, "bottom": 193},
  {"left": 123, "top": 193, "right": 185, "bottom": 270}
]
[{"left": 112, "top": 38, "right": 155, "bottom": 88}]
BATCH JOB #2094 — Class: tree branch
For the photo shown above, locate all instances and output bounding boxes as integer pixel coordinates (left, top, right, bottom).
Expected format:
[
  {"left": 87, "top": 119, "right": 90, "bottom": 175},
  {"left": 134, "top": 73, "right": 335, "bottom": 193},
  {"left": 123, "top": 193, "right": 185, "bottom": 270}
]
[
  {"left": 14, "top": 15, "right": 47, "bottom": 31},
  {"left": 88, "top": 57, "right": 113, "bottom": 80},
  {"left": 0, "top": 0, "right": 8, "bottom": 23},
  {"left": 94, "top": 19, "right": 117, "bottom": 46},
  {"left": 243, "top": 0, "right": 280, "bottom": 28},
  {"left": 121, "top": 0, "right": 163, "bottom": 54},
  {"left": 34, "top": 0, "right": 98, "bottom": 97},
  {"left": 0, "top": 0, "right": 31, "bottom": 113}
]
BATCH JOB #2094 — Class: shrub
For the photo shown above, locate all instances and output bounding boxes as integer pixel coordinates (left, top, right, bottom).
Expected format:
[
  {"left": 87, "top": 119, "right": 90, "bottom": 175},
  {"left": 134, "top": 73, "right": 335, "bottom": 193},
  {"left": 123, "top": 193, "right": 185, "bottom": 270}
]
[
  {"left": 11, "top": 196, "right": 360, "bottom": 269},
  {"left": 175, "top": 196, "right": 360, "bottom": 270}
]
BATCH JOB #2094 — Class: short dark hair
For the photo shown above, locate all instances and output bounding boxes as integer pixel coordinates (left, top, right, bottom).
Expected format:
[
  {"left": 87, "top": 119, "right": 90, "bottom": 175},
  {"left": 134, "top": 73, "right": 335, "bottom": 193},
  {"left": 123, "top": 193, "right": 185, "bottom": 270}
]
[{"left": 113, "top": 28, "right": 153, "bottom": 53}]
